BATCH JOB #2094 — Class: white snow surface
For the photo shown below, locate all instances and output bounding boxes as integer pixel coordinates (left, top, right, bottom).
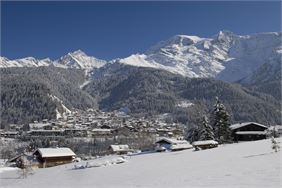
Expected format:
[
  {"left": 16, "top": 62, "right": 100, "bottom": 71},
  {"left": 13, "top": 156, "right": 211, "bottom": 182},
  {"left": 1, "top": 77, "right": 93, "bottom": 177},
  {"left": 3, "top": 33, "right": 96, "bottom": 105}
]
[
  {"left": 1, "top": 138, "right": 281, "bottom": 188},
  {"left": 176, "top": 100, "right": 194, "bottom": 108},
  {"left": 36, "top": 148, "right": 76, "bottom": 158},
  {"left": 192, "top": 140, "right": 219, "bottom": 146}
]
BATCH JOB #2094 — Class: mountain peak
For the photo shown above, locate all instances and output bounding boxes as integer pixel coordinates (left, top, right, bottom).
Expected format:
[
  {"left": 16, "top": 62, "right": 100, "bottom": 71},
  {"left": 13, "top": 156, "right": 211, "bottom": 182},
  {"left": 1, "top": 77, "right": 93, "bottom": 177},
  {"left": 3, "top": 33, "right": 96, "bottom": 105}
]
[
  {"left": 215, "top": 30, "right": 237, "bottom": 42},
  {"left": 69, "top": 49, "right": 86, "bottom": 56},
  {"left": 171, "top": 35, "right": 202, "bottom": 44},
  {"left": 54, "top": 50, "right": 107, "bottom": 70},
  {"left": 147, "top": 34, "right": 203, "bottom": 54}
]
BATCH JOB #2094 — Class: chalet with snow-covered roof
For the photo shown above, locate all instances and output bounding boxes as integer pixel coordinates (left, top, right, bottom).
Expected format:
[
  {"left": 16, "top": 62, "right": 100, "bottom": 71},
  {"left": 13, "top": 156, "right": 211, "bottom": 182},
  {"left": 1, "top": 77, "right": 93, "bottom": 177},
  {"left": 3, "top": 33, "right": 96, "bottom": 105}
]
[
  {"left": 109, "top": 145, "right": 131, "bottom": 155},
  {"left": 230, "top": 122, "right": 268, "bottom": 141},
  {"left": 155, "top": 138, "right": 193, "bottom": 151},
  {"left": 33, "top": 147, "right": 76, "bottom": 168},
  {"left": 7, "top": 153, "right": 39, "bottom": 169},
  {"left": 192, "top": 140, "right": 218, "bottom": 150}
]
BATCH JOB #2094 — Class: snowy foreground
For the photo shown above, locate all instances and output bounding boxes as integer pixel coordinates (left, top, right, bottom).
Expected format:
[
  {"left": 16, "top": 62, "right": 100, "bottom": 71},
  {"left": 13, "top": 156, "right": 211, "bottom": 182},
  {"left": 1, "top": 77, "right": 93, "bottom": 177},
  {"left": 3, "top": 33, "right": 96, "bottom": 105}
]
[{"left": 1, "top": 138, "right": 281, "bottom": 188}]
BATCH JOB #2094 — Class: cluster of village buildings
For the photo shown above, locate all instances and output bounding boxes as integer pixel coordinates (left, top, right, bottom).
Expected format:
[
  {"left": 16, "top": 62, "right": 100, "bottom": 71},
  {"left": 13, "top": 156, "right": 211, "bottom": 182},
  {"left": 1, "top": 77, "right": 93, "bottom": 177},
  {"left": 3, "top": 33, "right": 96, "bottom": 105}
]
[{"left": 0, "top": 109, "right": 186, "bottom": 140}]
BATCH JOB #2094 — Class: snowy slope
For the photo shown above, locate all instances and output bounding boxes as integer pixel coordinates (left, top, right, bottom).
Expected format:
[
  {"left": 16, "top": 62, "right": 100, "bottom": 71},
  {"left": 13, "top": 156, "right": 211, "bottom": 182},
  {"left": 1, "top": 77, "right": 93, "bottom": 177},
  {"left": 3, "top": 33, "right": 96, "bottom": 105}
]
[
  {"left": 0, "top": 57, "right": 51, "bottom": 68},
  {"left": 117, "top": 31, "right": 282, "bottom": 82},
  {"left": 1, "top": 138, "right": 281, "bottom": 188},
  {"left": 239, "top": 46, "right": 282, "bottom": 85}
]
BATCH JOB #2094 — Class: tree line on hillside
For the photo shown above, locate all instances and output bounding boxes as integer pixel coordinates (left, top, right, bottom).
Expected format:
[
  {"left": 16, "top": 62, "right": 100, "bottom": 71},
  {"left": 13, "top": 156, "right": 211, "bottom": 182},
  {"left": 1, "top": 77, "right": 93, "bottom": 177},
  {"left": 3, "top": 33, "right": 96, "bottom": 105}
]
[
  {"left": 187, "top": 97, "right": 232, "bottom": 144},
  {"left": 0, "top": 67, "right": 97, "bottom": 126}
]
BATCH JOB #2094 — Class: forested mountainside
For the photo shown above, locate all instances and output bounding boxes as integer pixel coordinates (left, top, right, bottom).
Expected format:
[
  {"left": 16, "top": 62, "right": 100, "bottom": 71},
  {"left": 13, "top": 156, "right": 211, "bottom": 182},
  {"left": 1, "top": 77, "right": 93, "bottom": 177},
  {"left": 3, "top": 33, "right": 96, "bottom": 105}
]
[
  {"left": 239, "top": 60, "right": 282, "bottom": 101},
  {"left": 0, "top": 67, "right": 97, "bottom": 125},
  {"left": 85, "top": 66, "right": 281, "bottom": 125}
]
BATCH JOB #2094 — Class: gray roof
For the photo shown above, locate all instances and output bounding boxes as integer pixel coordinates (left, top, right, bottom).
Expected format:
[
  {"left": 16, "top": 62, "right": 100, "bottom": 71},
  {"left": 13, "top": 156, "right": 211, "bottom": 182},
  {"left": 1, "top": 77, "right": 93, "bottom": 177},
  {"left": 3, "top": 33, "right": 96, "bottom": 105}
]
[{"left": 230, "top": 122, "right": 268, "bottom": 130}]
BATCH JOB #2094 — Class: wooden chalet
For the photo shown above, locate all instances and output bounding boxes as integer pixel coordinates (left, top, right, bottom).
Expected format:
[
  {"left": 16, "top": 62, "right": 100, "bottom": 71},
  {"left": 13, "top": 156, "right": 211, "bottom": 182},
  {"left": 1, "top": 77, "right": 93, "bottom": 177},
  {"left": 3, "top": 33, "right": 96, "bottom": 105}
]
[
  {"left": 7, "top": 153, "right": 38, "bottom": 169},
  {"left": 192, "top": 140, "right": 218, "bottom": 150},
  {"left": 33, "top": 147, "right": 76, "bottom": 168},
  {"left": 155, "top": 138, "right": 193, "bottom": 151},
  {"left": 230, "top": 122, "right": 268, "bottom": 142},
  {"left": 109, "top": 145, "right": 131, "bottom": 155}
]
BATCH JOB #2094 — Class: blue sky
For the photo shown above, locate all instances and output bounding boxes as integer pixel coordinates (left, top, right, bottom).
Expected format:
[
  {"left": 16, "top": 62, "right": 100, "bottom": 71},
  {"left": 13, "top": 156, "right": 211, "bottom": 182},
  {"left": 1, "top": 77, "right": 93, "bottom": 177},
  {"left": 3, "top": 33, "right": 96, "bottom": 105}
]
[{"left": 1, "top": 1, "right": 281, "bottom": 60}]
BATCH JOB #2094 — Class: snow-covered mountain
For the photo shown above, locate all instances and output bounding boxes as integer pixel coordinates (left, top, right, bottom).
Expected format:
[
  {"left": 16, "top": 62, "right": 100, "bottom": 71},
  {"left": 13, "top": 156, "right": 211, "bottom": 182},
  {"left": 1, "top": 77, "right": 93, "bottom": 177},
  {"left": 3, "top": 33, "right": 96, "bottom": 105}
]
[
  {"left": 0, "top": 56, "right": 51, "bottom": 68},
  {"left": 0, "top": 50, "right": 107, "bottom": 71},
  {"left": 116, "top": 31, "right": 282, "bottom": 82},
  {"left": 53, "top": 50, "right": 107, "bottom": 71},
  {"left": 239, "top": 46, "right": 282, "bottom": 85},
  {"left": 1, "top": 31, "right": 281, "bottom": 82}
]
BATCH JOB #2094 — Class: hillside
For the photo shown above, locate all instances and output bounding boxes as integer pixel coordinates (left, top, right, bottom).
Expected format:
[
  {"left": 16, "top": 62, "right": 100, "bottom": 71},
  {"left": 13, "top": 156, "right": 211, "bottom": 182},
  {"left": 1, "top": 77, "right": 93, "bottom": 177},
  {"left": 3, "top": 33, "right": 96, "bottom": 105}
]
[
  {"left": 0, "top": 67, "right": 97, "bottom": 125},
  {"left": 239, "top": 59, "right": 282, "bottom": 101},
  {"left": 1, "top": 138, "right": 281, "bottom": 188},
  {"left": 86, "top": 66, "right": 281, "bottom": 125}
]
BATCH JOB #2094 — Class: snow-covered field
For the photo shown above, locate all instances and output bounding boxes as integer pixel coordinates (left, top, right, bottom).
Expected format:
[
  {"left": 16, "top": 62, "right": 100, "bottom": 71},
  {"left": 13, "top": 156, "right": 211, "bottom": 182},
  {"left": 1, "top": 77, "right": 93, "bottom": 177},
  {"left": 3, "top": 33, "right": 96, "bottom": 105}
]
[{"left": 0, "top": 138, "right": 281, "bottom": 188}]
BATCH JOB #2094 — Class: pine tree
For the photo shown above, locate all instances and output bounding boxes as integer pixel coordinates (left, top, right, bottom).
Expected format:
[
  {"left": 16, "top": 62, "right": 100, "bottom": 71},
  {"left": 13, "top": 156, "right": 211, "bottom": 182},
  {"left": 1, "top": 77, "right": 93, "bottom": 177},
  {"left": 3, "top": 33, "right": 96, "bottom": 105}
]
[
  {"left": 271, "top": 137, "right": 280, "bottom": 152},
  {"left": 199, "top": 115, "right": 215, "bottom": 141},
  {"left": 212, "top": 97, "right": 232, "bottom": 144}
]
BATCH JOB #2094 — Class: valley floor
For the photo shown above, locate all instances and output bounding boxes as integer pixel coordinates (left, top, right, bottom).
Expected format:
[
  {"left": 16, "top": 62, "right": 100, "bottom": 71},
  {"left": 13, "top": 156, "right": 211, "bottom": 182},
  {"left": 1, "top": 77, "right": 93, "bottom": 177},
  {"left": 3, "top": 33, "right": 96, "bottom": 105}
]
[{"left": 0, "top": 138, "right": 281, "bottom": 188}]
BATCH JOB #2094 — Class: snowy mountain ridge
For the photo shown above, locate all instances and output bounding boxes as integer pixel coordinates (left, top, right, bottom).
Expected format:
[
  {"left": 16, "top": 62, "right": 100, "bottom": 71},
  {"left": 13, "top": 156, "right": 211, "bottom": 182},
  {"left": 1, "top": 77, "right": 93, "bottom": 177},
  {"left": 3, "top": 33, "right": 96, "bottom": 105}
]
[
  {"left": 53, "top": 50, "right": 107, "bottom": 71},
  {"left": 0, "top": 50, "right": 107, "bottom": 72},
  {"left": 1, "top": 31, "right": 281, "bottom": 82},
  {"left": 117, "top": 31, "right": 281, "bottom": 81}
]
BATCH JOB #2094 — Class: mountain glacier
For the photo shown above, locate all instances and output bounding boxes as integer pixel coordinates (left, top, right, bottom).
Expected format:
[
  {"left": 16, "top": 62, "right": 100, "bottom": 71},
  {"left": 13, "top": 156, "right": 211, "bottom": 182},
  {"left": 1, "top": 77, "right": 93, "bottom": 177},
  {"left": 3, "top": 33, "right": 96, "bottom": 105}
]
[{"left": 1, "top": 31, "right": 281, "bottom": 82}]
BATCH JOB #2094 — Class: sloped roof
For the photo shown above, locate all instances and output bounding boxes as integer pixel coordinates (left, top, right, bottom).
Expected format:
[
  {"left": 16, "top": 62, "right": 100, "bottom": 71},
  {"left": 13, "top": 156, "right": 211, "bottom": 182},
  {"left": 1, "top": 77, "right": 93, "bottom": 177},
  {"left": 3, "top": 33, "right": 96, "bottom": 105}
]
[
  {"left": 192, "top": 140, "right": 218, "bottom": 146},
  {"left": 35, "top": 148, "right": 76, "bottom": 158},
  {"left": 110, "top": 145, "right": 130, "bottom": 152},
  {"left": 156, "top": 137, "right": 188, "bottom": 145},
  {"left": 235, "top": 131, "right": 267, "bottom": 135},
  {"left": 156, "top": 138, "right": 193, "bottom": 150},
  {"left": 230, "top": 122, "right": 268, "bottom": 130}
]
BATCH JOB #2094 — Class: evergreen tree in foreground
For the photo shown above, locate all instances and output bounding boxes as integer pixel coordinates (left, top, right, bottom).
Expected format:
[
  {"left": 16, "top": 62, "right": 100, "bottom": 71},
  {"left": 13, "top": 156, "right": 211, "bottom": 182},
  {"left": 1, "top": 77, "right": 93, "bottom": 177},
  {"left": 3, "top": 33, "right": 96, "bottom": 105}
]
[
  {"left": 212, "top": 97, "right": 232, "bottom": 144},
  {"left": 271, "top": 136, "right": 280, "bottom": 152},
  {"left": 199, "top": 115, "right": 215, "bottom": 141}
]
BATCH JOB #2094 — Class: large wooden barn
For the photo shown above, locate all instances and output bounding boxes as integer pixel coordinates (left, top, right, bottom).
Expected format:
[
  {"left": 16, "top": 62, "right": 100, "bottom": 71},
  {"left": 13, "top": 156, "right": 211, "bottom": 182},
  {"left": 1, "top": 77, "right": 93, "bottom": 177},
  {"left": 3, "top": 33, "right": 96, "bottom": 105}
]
[
  {"left": 33, "top": 147, "right": 76, "bottom": 168},
  {"left": 230, "top": 122, "right": 268, "bottom": 142}
]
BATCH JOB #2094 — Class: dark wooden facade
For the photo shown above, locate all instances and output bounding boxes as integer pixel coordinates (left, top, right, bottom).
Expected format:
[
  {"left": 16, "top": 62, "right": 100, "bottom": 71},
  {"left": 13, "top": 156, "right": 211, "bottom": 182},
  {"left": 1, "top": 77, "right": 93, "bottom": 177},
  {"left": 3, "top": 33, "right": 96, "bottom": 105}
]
[
  {"left": 231, "top": 123, "right": 268, "bottom": 142},
  {"left": 33, "top": 150, "right": 75, "bottom": 168}
]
